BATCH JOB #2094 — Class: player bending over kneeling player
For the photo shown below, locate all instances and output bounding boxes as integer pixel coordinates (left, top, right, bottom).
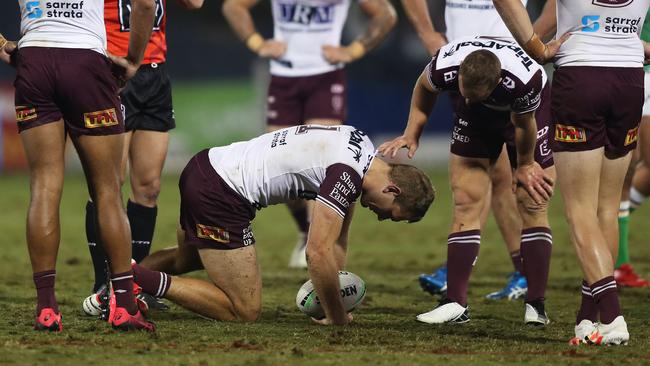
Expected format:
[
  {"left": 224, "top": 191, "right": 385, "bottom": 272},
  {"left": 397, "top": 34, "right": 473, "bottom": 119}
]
[
  {"left": 131, "top": 125, "right": 435, "bottom": 325},
  {"left": 380, "top": 37, "right": 558, "bottom": 325}
]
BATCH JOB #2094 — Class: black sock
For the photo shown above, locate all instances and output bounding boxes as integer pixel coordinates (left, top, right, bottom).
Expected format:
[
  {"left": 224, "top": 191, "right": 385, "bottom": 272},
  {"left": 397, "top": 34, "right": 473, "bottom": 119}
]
[
  {"left": 128, "top": 200, "right": 157, "bottom": 263},
  {"left": 86, "top": 201, "right": 108, "bottom": 293}
]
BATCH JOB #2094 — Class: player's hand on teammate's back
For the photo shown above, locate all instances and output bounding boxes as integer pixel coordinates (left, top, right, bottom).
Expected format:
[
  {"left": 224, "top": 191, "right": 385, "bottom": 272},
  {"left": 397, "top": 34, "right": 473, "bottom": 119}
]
[
  {"left": 257, "top": 40, "right": 286, "bottom": 59},
  {"left": 322, "top": 45, "right": 356, "bottom": 64},
  {"left": 378, "top": 135, "right": 420, "bottom": 159},
  {"left": 311, "top": 313, "right": 353, "bottom": 326},
  {"left": 513, "top": 162, "right": 554, "bottom": 205},
  {"left": 538, "top": 32, "right": 571, "bottom": 64},
  {"left": 0, "top": 34, "right": 17, "bottom": 66},
  {"left": 107, "top": 52, "right": 141, "bottom": 89}
]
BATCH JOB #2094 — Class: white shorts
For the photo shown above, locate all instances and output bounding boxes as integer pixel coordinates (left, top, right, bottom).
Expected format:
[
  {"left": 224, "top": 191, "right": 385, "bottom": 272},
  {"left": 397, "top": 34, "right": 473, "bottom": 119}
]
[{"left": 643, "top": 69, "right": 650, "bottom": 116}]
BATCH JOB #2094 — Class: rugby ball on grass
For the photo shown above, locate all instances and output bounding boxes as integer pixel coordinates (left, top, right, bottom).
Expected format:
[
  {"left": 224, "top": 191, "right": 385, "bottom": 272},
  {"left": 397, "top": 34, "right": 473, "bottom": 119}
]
[{"left": 296, "top": 271, "right": 366, "bottom": 319}]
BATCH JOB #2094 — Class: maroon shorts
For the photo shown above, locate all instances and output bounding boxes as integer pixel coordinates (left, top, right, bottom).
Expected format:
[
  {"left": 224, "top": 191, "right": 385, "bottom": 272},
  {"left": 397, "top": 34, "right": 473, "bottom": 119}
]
[
  {"left": 551, "top": 66, "right": 644, "bottom": 158},
  {"left": 13, "top": 47, "right": 124, "bottom": 137},
  {"left": 266, "top": 69, "right": 346, "bottom": 126},
  {"left": 449, "top": 85, "right": 554, "bottom": 169},
  {"left": 179, "top": 149, "right": 257, "bottom": 250}
]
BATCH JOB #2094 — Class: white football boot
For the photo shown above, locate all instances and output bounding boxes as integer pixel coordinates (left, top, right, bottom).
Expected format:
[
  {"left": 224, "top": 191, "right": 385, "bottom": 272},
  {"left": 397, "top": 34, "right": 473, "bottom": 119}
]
[
  {"left": 416, "top": 299, "right": 470, "bottom": 324},
  {"left": 288, "top": 233, "right": 308, "bottom": 269},
  {"left": 569, "top": 319, "right": 597, "bottom": 345},
  {"left": 586, "top": 316, "right": 629, "bottom": 346},
  {"left": 524, "top": 301, "right": 550, "bottom": 326}
]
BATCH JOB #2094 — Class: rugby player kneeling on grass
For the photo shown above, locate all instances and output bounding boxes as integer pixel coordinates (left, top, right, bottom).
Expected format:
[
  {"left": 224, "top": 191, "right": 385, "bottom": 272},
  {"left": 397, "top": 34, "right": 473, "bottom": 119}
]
[{"left": 130, "top": 125, "right": 435, "bottom": 325}]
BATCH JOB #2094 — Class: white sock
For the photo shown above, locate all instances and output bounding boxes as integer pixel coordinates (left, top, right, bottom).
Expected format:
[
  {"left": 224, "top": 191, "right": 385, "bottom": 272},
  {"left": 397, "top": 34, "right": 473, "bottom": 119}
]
[
  {"left": 619, "top": 201, "right": 630, "bottom": 218},
  {"left": 630, "top": 187, "right": 647, "bottom": 210}
]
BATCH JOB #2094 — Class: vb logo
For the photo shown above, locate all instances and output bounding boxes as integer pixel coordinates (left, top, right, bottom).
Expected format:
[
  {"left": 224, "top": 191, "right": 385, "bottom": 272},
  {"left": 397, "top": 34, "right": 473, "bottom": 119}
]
[
  {"left": 26, "top": 1, "right": 42, "bottom": 19},
  {"left": 581, "top": 15, "right": 600, "bottom": 32}
]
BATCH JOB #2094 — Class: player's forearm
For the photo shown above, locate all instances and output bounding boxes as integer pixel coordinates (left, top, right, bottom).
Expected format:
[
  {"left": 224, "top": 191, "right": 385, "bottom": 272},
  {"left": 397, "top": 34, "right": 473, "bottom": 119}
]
[
  {"left": 126, "top": 0, "right": 156, "bottom": 65},
  {"left": 356, "top": 0, "right": 397, "bottom": 52},
  {"left": 400, "top": 0, "right": 441, "bottom": 52},
  {"left": 222, "top": 0, "right": 258, "bottom": 41},
  {"left": 492, "top": 0, "right": 535, "bottom": 46},
  {"left": 307, "top": 245, "right": 348, "bottom": 325},
  {"left": 513, "top": 114, "right": 537, "bottom": 167},
  {"left": 532, "top": 0, "right": 557, "bottom": 42},
  {"left": 405, "top": 74, "right": 437, "bottom": 139}
]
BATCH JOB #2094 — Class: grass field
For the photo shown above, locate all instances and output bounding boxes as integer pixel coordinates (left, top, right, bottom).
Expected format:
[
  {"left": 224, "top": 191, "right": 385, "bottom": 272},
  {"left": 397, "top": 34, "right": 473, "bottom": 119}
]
[{"left": 1, "top": 171, "right": 650, "bottom": 366}]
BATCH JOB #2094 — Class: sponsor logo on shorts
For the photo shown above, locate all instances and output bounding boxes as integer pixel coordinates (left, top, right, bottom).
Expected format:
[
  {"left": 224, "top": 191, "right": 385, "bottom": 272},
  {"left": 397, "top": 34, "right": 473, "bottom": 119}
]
[
  {"left": 592, "top": 0, "right": 633, "bottom": 8},
  {"left": 625, "top": 127, "right": 639, "bottom": 146},
  {"left": 196, "top": 224, "right": 230, "bottom": 243},
  {"left": 555, "top": 124, "right": 586, "bottom": 143},
  {"left": 84, "top": 108, "right": 119, "bottom": 129},
  {"left": 15, "top": 106, "right": 38, "bottom": 122}
]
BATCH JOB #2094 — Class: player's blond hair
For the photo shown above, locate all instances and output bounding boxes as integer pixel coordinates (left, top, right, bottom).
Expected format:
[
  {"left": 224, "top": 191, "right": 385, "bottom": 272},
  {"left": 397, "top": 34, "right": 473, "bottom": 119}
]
[
  {"left": 388, "top": 164, "right": 435, "bottom": 222},
  {"left": 459, "top": 50, "right": 501, "bottom": 95}
]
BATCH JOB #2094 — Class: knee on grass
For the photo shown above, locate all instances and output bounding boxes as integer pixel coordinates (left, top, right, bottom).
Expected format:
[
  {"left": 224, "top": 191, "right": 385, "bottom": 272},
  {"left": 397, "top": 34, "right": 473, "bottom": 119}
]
[{"left": 232, "top": 302, "right": 261, "bottom": 323}]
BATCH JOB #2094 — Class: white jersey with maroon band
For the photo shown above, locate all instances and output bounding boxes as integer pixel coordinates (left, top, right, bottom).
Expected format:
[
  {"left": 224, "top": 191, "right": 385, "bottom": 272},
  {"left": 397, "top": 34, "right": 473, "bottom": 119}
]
[
  {"left": 427, "top": 37, "right": 547, "bottom": 114},
  {"left": 18, "top": 0, "right": 107, "bottom": 54},
  {"left": 270, "top": 0, "right": 354, "bottom": 77},
  {"left": 555, "top": 0, "right": 650, "bottom": 67},
  {"left": 444, "top": 0, "right": 527, "bottom": 41},
  {"left": 208, "top": 125, "right": 375, "bottom": 219}
]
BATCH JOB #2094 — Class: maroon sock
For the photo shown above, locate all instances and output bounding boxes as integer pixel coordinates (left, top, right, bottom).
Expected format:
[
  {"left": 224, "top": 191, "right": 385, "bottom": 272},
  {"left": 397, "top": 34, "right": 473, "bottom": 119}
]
[
  {"left": 132, "top": 263, "right": 172, "bottom": 298},
  {"left": 446, "top": 230, "right": 480, "bottom": 306},
  {"left": 111, "top": 271, "right": 137, "bottom": 315},
  {"left": 510, "top": 250, "right": 523, "bottom": 274},
  {"left": 33, "top": 270, "right": 58, "bottom": 314},
  {"left": 577, "top": 280, "right": 598, "bottom": 324},
  {"left": 520, "top": 227, "right": 552, "bottom": 302},
  {"left": 590, "top": 276, "right": 621, "bottom": 324},
  {"left": 288, "top": 204, "right": 310, "bottom": 235}
]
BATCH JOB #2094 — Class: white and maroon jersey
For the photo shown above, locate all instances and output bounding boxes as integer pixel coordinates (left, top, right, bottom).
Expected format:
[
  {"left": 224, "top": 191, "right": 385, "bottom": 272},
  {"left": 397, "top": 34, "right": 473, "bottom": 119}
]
[
  {"left": 555, "top": 0, "right": 650, "bottom": 67},
  {"left": 18, "top": 0, "right": 107, "bottom": 54},
  {"left": 444, "top": 0, "right": 527, "bottom": 41},
  {"left": 427, "top": 37, "right": 547, "bottom": 114},
  {"left": 270, "top": 0, "right": 354, "bottom": 77},
  {"left": 208, "top": 125, "right": 375, "bottom": 219}
]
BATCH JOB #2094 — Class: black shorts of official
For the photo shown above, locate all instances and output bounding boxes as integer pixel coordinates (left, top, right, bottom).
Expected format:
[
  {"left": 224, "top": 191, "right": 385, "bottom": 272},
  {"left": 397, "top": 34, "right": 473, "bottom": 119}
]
[{"left": 121, "top": 62, "right": 175, "bottom": 132}]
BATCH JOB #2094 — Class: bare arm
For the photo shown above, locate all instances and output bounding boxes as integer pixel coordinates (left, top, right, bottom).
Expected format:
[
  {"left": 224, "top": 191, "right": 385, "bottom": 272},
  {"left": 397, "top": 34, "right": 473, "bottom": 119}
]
[
  {"left": 493, "top": 0, "right": 568, "bottom": 63},
  {"left": 400, "top": 0, "right": 447, "bottom": 55},
  {"left": 333, "top": 203, "right": 355, "bottom": 269},
  {"left": 222, "top": 0, "right": 260, "bottom": 41},
  {"left": 356, "top": 0, "right": 397, "bottom": 52},
  {"left": 492, "top": 0, "right": 535, "bottom": 45},
  {"left": 378, "top": 68, "right": 439, "bottom": 158},
  {"left": 306, "top": 202, "right": 349, "bottom": 326},
  {"left": 127, "top": 0, "right": 156, "bottom": 66},
  {"left": 322, "top": 0, "right": 396, "bottom": 64},
  {"left": 511, "top": 112, "right": 537, "bottom": 167},
  {"left": 108, "top": 0, "right": 155, "bottom": 84},
  {"left": 176, "top": 0, "right": 204, "bottom": 10},
  {"left": 511, "top": 111, "right": 553, "bottom": 204},
  {"left": 532, "top": 0, "right": 557, "bottom": 42},
  {"left": 222, "top": 0, "right": 286, "bottom": 58}
]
